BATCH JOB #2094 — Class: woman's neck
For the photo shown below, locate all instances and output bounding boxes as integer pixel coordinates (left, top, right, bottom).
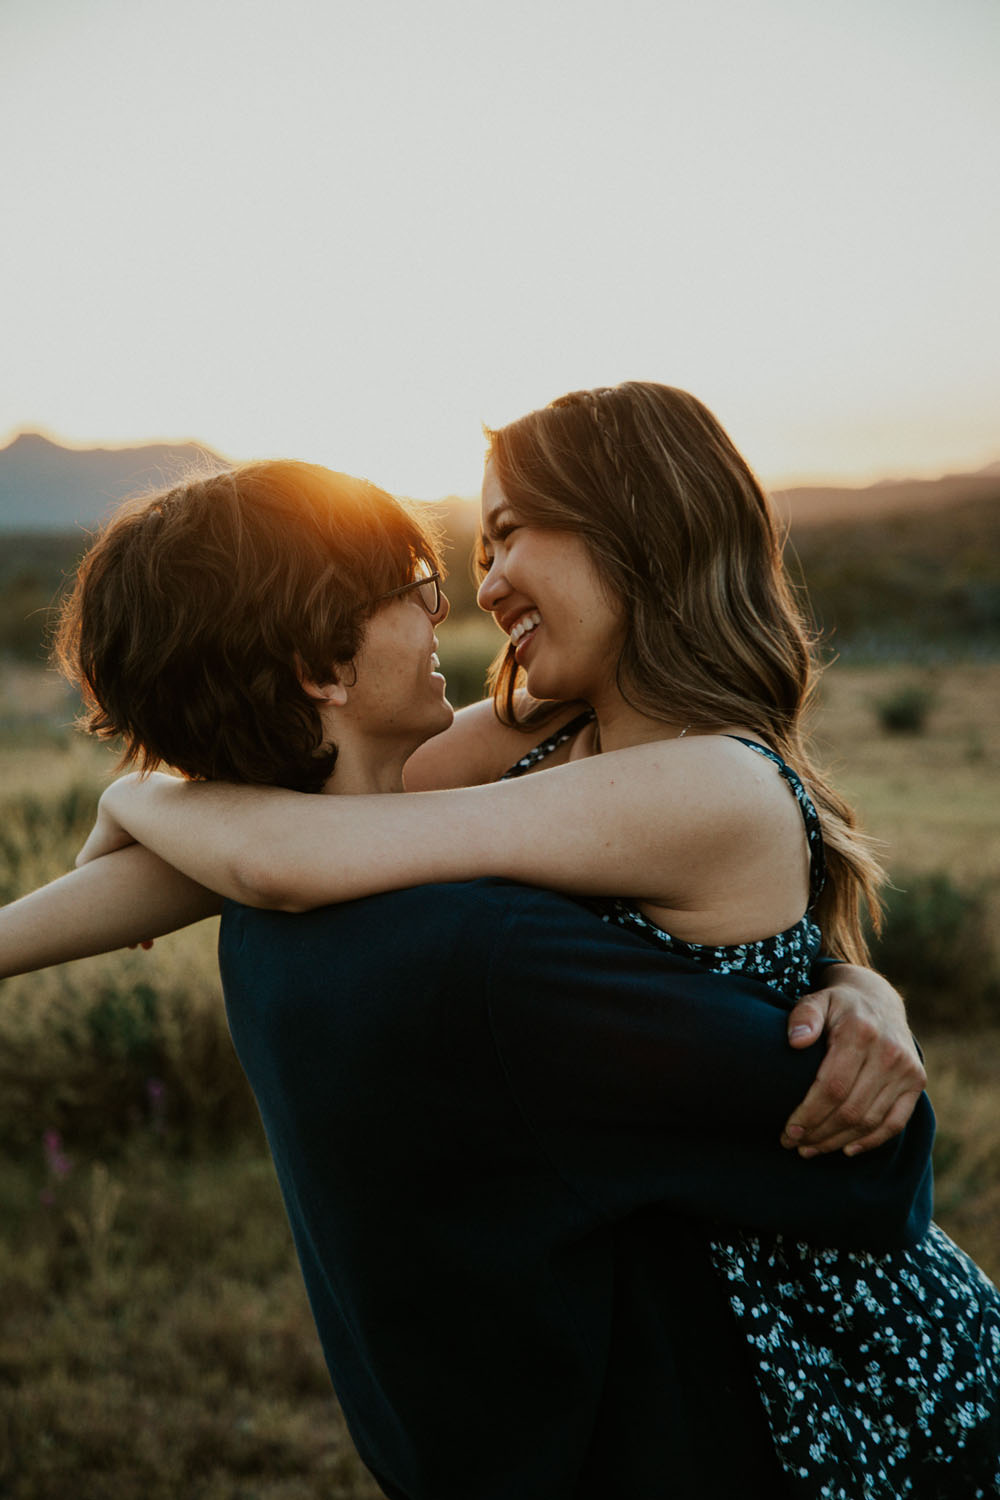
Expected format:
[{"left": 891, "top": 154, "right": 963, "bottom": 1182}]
[{"left": 589, "top": 694, "right": 692, "bottom": 757}]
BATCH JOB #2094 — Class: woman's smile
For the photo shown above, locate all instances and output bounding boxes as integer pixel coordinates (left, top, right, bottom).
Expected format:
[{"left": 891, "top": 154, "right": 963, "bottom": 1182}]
[{"left": 508, "top": 610, "right": 541, "bottom": 648}]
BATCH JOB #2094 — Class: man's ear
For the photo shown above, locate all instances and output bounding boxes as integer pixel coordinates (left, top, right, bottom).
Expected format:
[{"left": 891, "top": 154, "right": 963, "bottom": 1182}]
[
  {"left": 297, "top": 658, "right": 352, "bottom": 706},
  {"left": 301, "top": 677, "right": 349, "bottom": 707}
]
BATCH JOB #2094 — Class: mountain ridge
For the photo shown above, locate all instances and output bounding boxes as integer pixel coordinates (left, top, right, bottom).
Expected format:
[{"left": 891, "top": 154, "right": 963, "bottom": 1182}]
[
  {"left": 0, "top": 429, "right": 997, "bottom": 532},
  {"left": 0, "top": 432, "right": 228, "bottom": 531}
]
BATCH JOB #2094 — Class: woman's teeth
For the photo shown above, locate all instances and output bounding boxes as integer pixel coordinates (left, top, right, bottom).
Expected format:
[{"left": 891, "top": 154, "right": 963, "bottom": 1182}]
[{"left": 510, "top": 612, "right": 541, "bottom": 645}]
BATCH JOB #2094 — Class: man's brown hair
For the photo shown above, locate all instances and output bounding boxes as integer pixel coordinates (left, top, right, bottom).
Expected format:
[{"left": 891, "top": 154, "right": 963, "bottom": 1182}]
[{"left": 55, "top": 461, "right": 442, "bottom": 792}]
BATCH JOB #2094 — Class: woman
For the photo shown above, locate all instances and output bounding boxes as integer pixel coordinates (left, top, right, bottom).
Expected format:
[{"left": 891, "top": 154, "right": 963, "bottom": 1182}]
[{"left": 65, "top": 385, "right": 999, "bottom": 1493}]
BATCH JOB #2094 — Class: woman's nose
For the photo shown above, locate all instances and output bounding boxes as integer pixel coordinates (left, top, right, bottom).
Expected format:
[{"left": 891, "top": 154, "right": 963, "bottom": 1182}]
[{"left": 476, "top": 561, "right": 506, "bottom": 614}]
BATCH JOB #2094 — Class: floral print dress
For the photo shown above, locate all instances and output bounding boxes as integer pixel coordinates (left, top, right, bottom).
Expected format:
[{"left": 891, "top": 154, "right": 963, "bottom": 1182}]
[{"left": 504, "top": 719, "right": 1000, "bottom": 1496}]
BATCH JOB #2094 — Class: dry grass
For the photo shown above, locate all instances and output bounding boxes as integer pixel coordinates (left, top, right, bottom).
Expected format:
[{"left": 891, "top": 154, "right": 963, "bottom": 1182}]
[
  {"left": 811, "top": 662, "right": 1000, "bottom": 886},
  {"left": 0, "top": 1148, "right": 383, "bottom": 1500},
  {"left": 919, "top": 1027, "right": 1000, "bottom": 1277}
]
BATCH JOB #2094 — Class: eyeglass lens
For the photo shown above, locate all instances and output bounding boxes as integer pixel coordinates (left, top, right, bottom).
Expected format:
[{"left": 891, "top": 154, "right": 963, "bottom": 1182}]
[{"left": 416, "top": 575, "right": 440, "bottom": 614}]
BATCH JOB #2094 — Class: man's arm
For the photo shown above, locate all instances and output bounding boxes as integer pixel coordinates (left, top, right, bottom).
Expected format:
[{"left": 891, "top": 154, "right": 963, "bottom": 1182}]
[
  {"left": 484, "top": 888, "right": 933, "bottom": 1249},
  {"left": 0, "top": 846, "right": 221, "bottom": 977}
]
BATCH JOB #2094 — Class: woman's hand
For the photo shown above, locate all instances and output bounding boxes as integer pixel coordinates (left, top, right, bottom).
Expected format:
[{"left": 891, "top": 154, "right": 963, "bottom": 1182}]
[
  {"left": 780, "top": 965, "right": 926, "bottom": 1157},
  {"left": 75, "top": 773, "right": 175, "bottom": 867},
  {"left": 0, "top": 844, "right": 222, "bottom": 978},
  {"left": 76, "top": 784, "right": 138, "bottom": 865}
]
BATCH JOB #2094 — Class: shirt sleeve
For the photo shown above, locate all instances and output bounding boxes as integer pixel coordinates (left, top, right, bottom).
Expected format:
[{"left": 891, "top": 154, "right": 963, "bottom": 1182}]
[{"left": 483, "top": 887, "right": 934, "bottom": 1250}]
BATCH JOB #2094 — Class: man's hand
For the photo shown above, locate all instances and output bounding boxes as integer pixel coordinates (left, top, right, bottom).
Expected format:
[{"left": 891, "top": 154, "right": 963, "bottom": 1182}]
[
  {"left": 780, "top": 964, "right": 926, "bottom": 1157},
  {"left": 76, "top": 776, "right": 142, "bottom": 867}
]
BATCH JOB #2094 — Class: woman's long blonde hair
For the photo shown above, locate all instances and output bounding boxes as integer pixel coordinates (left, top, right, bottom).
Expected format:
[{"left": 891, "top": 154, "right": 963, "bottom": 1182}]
[{"left": 484, "top": 381, "right": 883, "bottom": 963}]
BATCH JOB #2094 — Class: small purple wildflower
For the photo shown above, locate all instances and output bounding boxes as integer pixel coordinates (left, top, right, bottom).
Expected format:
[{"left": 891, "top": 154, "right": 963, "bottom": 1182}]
[
  {"left": 146, "top": 1077, "right": 167, "bottom": 1134},
  {"left": 42, "top": 1129, "right": 72, "bottom": 1179}
]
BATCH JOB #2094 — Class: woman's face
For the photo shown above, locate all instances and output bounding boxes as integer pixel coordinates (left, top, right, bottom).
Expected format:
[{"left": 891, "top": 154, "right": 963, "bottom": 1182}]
[
  {"left": 347, "top": 569, "right": 454, "bottom": 751},
  {"left": 477, "top": 461, "right": 626, "bottom": 706}
]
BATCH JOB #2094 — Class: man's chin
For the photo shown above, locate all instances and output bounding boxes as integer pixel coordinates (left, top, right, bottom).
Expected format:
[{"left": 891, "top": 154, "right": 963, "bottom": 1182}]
[
  {"left": 432, "top": 700, "right": 456, "bottom": 735},
  {"left": 415, "top": 700, "right": 456, "bottom": 747}
]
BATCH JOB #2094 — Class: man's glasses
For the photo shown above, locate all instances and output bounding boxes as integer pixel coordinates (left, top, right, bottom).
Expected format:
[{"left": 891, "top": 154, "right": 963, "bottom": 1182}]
[{"left": 376, "top": 568, "right": 442, "bottom": 616}]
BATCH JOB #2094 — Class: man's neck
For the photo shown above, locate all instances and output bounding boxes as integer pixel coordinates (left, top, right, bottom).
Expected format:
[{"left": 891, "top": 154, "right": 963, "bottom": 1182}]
[{"left": 321, "top": 744, "right": 408, "bottom": 796}]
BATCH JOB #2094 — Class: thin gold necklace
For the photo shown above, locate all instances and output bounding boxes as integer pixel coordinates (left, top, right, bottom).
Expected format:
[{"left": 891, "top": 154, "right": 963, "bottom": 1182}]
[{"left": 593, "top": 721, "right": 692, "bottom": 754}]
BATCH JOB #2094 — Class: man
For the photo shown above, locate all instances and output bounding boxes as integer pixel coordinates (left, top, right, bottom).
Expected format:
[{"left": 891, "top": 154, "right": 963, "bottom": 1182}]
[{"left": 219, "top": 879, "right": 932, "bottom": 1499}]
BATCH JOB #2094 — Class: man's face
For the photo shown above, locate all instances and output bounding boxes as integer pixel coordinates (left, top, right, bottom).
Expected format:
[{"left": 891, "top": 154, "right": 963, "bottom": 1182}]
[{"left": 345, "top": 570, "right": 454, "bottom": 753}]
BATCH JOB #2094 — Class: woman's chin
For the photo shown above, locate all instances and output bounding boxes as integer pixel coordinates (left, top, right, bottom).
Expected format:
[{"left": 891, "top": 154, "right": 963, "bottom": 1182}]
[
  {"left": 522, "top": 658, "right": 571, "bottom": 703},
  {"left": 525, "top": 679, "right": 567, "bottom": 705}
]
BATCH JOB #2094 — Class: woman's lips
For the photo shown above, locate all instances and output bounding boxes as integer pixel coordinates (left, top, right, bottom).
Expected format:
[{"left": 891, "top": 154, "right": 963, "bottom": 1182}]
[{"left": 513, "top": 622, "right": 539, "bottom": 665}]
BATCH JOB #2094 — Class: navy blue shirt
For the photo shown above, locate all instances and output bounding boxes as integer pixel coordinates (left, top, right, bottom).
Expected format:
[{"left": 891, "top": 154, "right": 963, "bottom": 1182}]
[{"left": 219, "top": 879, "right": 934, "bottom": 1500}]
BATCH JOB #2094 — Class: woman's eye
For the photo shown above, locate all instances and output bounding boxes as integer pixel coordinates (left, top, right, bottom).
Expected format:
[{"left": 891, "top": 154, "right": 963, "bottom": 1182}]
[{"left": 476, "top": 521, "right": 519, "bottom": 572}]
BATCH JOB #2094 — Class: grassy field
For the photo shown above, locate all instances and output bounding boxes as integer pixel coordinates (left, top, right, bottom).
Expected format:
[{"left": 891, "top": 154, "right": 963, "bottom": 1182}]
[
  {"left": 1, "top": 658, "right": 998, "bottom": 1497},
  {"left": 813, "top": 661, "right": 1000, "bottom": 885}
]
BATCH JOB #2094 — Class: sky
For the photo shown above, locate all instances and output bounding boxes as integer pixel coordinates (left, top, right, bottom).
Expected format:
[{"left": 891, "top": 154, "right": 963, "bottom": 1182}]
[{"left": 2, "top": 0, "right": 998, "bottom": 499}]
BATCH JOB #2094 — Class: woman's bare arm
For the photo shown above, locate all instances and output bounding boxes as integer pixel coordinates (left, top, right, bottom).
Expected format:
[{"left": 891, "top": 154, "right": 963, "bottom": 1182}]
[
  {"left": 0, "top": 844, "right": 221, "bottom": 978},
  {"left": 81, "top": 739, "right": 781, "bottom": 921}
]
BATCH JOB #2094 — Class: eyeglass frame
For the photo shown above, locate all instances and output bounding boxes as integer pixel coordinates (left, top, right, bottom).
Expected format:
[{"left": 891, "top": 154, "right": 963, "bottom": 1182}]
[{"left": 375, "top": 568, "right": 442, "bottom": 616}]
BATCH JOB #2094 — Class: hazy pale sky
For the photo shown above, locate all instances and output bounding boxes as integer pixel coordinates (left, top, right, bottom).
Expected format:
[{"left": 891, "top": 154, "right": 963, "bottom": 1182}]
[{"left": 2, "top": 0, "right": 997, "bottom": 497}]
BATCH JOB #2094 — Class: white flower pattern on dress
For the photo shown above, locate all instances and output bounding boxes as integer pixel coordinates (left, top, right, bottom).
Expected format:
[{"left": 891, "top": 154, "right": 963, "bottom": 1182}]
[{"left": 710, "top": 1226, "right": 1000, "bottom": 1496}]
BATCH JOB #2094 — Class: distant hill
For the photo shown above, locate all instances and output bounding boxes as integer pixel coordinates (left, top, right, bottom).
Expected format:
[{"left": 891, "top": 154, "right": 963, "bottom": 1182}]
[
  {"left": 770, "top": 468, "right": 1000, "bottom": 529},
  {"left": 0, "top": 432, "right": 228, "bottom": 532}
]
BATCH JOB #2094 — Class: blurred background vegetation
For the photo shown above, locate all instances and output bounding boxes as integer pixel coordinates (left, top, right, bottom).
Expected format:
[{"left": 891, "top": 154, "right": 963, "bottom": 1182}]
[
  {"left": 2, "top": 484, "right": 999, "bottom": 1496},
  {"left": 4, "top": 483, "right": 999, "bottom": 673}
]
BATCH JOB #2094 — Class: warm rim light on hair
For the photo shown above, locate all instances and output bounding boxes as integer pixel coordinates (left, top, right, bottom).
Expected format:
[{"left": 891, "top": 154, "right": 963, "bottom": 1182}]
[{"left": 55, "top": 461, "right": 445, "bottom": 793}]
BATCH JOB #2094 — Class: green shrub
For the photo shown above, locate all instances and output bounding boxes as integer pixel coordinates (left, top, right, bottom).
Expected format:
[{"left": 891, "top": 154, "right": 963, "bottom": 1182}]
[
  {"left": 868, "top": 871, "right": 1000, "bottom": 1031},
  {"left": 874, "top": 683, "right": 936, "bottom": 734},
  {"left": 0, "top": 963, "right": 259, "bottom": 1154}
]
